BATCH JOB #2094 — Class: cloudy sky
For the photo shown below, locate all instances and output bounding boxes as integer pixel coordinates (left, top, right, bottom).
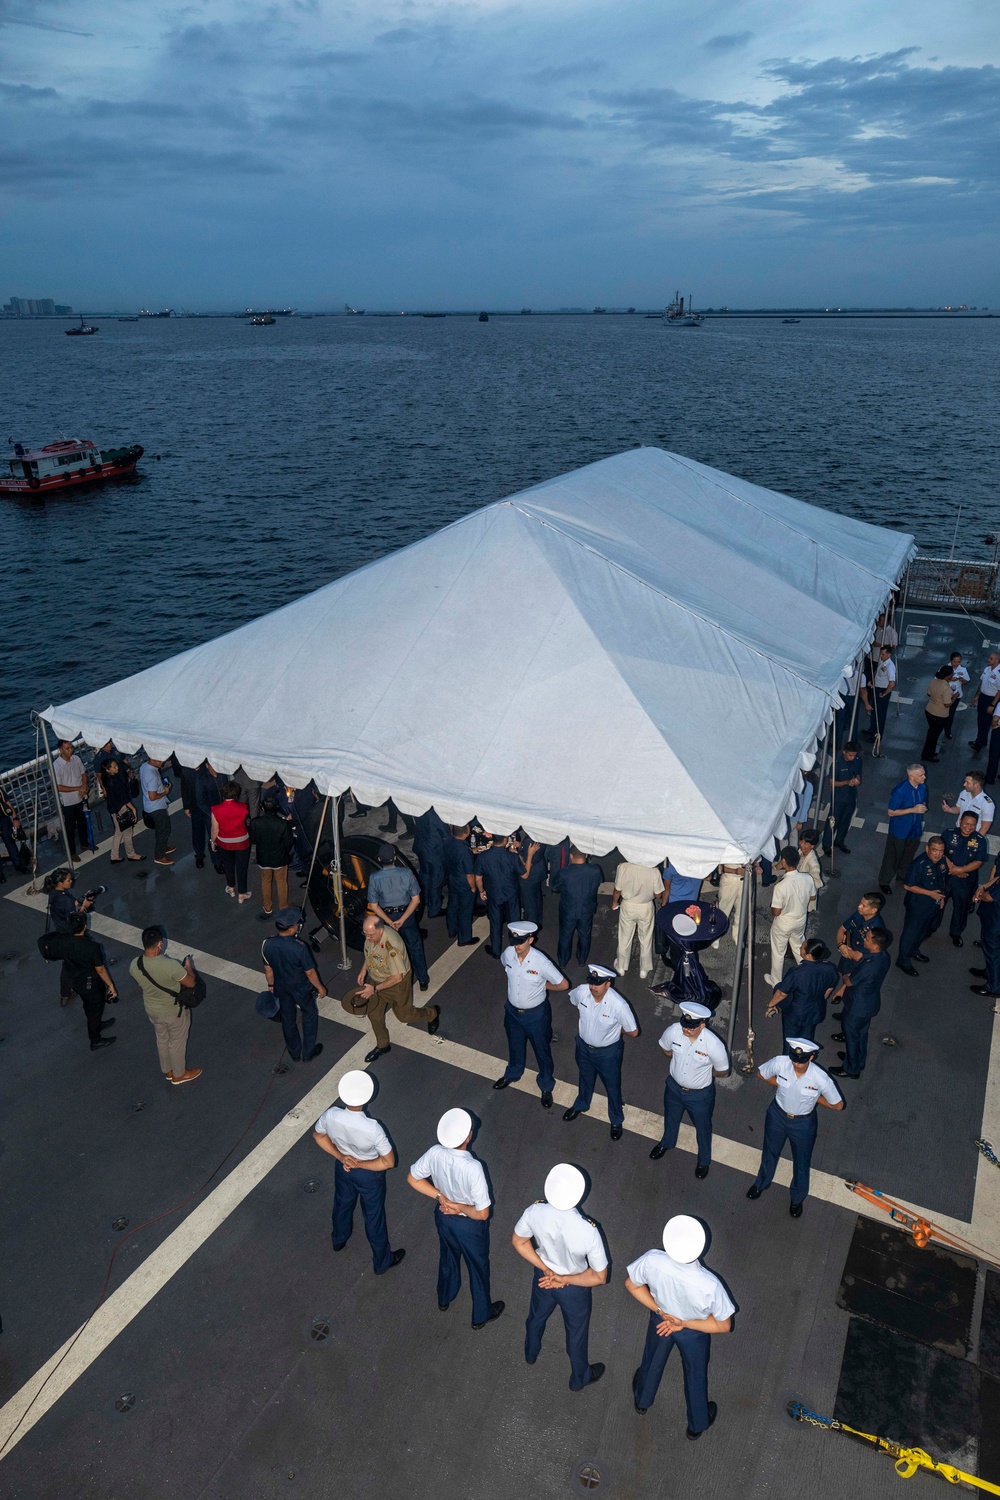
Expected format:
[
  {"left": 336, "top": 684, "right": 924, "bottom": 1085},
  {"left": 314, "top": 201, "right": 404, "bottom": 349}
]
[{"left": 1, "top": 0, "right": 997, "bottom": 307}]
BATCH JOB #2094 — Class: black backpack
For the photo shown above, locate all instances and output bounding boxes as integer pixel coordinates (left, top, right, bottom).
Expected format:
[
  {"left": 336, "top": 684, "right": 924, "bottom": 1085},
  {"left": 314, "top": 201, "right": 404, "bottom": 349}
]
[{"left": 38, "top": 931, "right": 76, "bottom": 963}]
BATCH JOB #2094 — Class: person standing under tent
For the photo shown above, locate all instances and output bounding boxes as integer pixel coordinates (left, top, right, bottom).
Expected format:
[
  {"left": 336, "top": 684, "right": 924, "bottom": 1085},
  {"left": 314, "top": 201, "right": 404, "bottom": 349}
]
[
  {"left": 873, "top": 612, "right": 899, "bottom": 650},
  {"left": 517, "top": 834, "right": 547, "bottom": 931},
  {"left": 413, "top": 807, "right": 449, "bottom": 919},
  {"left": 211, "top": 781, "right": 252, "bottom": 902},
  {"left": 54, "top": 739, "right": 90, "bottom": 863},
  {"left": 312, "top": 1070, "right": 404, "bottom": 1276},
  {"left": 745, "top": 1038, "right": 844, "bottom": 1216},
  {"left": 612, "top": 860, "right": 665, "bottom": 980},
  {"left": 139, "top": 756, "right": 175, "bottom": 866},
  {"left": 552, "top": 847, "right": 604, "bottom": 970},
  {"left": 476, "top": 833, "right": 523, "bottom": 958},
  {"left": 763, "top": 847, "right": 814, "bottom": 989},
  {"left": 861, "top": 645, "right": 896, "bottom": 742},
  {"left": 250, "top": 794, "right": 296, "bottom": 919},
  {"left": 407, "top": 1108, "right": 503, "bottom": 1329},
  {"left": 444, "top": 824, "right": 479, "bottom": 947},
  {"left": 822, "top": 741, "right": 862, "bottom": 856},
  {"left": 712, "top": 863, "right": 745, "bottom": 947},
  {"left": 512, "top": 1164, "right": 608, "bottom": 1392},
  {"left": 367, "top": 842, "right": 430, "bottom": 990}
]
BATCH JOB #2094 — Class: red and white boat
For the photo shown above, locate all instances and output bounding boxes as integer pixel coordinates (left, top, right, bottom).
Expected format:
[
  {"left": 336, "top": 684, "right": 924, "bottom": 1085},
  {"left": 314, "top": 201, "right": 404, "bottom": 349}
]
[{"left": 2, "top": 438, "right": 143, "bottom": 496}]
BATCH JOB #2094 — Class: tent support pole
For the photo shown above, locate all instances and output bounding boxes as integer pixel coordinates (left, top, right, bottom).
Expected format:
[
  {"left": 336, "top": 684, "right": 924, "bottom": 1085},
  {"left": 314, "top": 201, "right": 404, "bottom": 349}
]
[
  {"left": 38, "top": 715, "right": 74, "bottom": 871},
  {"left": 827, "top": 709, "right": 839, "bottom": 880},
  {"left": 814, "top": 724, "right": 831, "bottom": 851},
  {"left": 726, "top": 867, "right": 750, "bottom": 1055},
  {"left": 741, "top": 865, "right": 757, "bottom": 1073},
  {"left": 847, "top": 657, "right": 864, "bottom": 740},
  {"left": 895, "top": 565, "right": 911, "bottom": 695},
  {"left": 332, "top": 795, "right": 351, "bottom": 970}
]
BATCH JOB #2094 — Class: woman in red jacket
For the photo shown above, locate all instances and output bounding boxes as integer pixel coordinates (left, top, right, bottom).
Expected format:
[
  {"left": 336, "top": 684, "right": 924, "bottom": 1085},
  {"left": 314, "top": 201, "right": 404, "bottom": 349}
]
[{"left": 211, "top": 781, "right": 251, "bottom": 902}]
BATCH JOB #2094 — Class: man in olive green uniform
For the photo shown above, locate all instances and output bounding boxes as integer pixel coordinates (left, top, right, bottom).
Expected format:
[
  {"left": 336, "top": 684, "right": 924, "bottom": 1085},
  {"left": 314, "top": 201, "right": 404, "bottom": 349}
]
[{"left": 342, "top": 914, "right": 440, "bottom": 1062}]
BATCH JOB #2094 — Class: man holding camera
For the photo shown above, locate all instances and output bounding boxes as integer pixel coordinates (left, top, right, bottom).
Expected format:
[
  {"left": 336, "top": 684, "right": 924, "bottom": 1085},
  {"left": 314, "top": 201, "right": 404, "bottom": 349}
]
[
  {"left": 61, "top": 912, "right": 118, "bottom": 1050},
  {"left": 130, "top": 927, "right": 202, "bottom": 1084}
]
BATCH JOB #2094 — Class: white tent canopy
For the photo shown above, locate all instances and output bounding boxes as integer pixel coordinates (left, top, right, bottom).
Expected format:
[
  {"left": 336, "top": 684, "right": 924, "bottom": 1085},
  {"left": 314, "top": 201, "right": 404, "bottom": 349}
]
[{"left": 45, "top": 447, "right": 914, "bottom": 875}]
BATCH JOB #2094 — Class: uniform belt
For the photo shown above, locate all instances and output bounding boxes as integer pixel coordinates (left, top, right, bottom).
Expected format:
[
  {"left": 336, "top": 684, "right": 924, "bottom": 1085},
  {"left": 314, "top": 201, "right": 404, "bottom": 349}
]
[{"left": 383, "top": 906, "right": 407, "bottom": 915}]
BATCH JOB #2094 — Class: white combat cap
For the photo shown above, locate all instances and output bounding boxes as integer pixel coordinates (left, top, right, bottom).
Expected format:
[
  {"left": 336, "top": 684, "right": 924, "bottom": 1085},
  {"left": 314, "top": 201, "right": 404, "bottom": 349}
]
[
  {"left": 437, "top": 1107, "right": 473, "bottom": 1149},
  {"left": 662, "top": 1214, "right": 706, "bottom": 1262},
  {"left": 338, "top": 1070, "right": 374, "bottom": 1106},
  {"left": 587, "top": 964, "right": 616, "bottom": 981},
  {"left": 544, "top": 1163, "right": 586, "bottom": 1210},
  {"left": 508, "top": 921, "right": 538, "bottom": 937},
  {"left": 679, "top": 1002, "right": 712, "bottom": 1022},
  {"left": 672, "top": 913, "right": 698, "bottom": 937}
]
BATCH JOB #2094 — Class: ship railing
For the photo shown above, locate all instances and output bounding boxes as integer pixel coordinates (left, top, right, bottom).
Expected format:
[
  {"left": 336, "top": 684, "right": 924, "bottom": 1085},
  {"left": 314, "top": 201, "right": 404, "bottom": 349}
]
[
  {"left": 0, "top": 737, "right": 145, "bottom": 863},
  {"left": 904, "top": 555, "right": 1000, "bottom": 617}
]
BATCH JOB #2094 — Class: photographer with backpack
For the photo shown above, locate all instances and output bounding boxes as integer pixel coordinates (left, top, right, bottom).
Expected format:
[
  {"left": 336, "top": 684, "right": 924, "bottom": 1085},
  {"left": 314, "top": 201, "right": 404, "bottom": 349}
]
[
  {"left": 43, "top": 867, "right": 96, "bottom": 1005},
  {"left": 129, "top": 927, "right": 202, "bottom": 1085},
  {"left": 59, "top": 912, "right": 117, "bottom": 1050}
]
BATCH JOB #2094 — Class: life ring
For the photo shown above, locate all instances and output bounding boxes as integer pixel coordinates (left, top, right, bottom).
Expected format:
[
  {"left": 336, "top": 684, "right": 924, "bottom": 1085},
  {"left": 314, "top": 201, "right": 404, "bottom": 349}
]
[{"left": 28, "top": 477, "right": 39, "bottom": 489}]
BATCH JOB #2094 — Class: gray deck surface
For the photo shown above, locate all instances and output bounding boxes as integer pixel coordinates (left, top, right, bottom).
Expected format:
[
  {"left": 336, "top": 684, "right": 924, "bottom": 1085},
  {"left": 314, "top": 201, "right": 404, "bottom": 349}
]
[{"left": 0, "top": 607, "right": 992, "bottom": 1498}]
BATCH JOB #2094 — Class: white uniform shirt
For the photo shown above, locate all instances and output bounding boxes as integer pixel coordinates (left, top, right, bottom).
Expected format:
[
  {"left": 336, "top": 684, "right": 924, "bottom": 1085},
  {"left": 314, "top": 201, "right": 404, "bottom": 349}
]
[
  {"left": 950, "top": 664, "right": 970, "bottom": 699},
  {"left": 873, "top": 658, "right": 897, "bottom": 691},
  {"left": 56, "top": 753, "right": 86, "bottom": 807},
  {"left": 501, "top": 945, "right": 564, "bottom": 1010},
  {"left": 658, "top": 1022, "right": 729, "bottom": 1089},
  {"left": 956, "top": 788, "right": 995, "bottom": 831},
  {"left": 980, "top": 664, "right": 1000, "bottom": 700},
  {"left": 614, "top": 862, "right": 664, "bottom": 904},
  {"left": 758, "top": 1054, "right": 843, "bottom": 1115},
  {"left": 874, "top": 623, "right": 899, "bottom": 649},
  {"left": 798, "top": 847, "right": 823, "bottom": 909},
  {"left": 409, "top": 1144, "right": 491, "bottom": 1213},
  {"left": 770, "top": 870, "right": 815, "bottom": 925},
  {"left": 569, "top": 984, "right": 637, "bottom": 1047},
  {"left": 626, "top": 1249, "right": 735, "bottom": 1321},
  {"left": 314, "top": 1106, "right": 392, "bottom": 1160},
  {"left": 513, "top": 1201, "right": 608, "bottom": 1277}
]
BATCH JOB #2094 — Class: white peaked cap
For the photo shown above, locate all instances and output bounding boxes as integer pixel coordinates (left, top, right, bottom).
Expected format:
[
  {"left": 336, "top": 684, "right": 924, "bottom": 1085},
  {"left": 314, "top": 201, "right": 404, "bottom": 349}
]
[
  {"left": 662, "top": 1214, "right": 706, "bottom": 1262},
  {"left": 544, "top": 1163, "right": 586, "bottom": 1210},
  {"left": 338, "top": 1070, "right": 374, "bottom": 1106},
  {"left": 672, "top": 913, "right": 698, "bottom": 937},
  {"left": 437, "top": 1107, "right": 473, "bottom": 1148}
]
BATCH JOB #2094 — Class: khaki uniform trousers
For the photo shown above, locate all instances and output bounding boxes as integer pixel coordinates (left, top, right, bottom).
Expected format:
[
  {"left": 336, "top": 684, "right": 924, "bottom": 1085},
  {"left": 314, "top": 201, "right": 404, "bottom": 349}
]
[
  {"left": 769, "top": 915, "right": 806, "bottom": 982},
  {"left": 149, "top": 1005, "right": 190, "bottom": 1077},
  {"left": 341, "top": 972, "right": 438, "bottom": 1049},
  {"left": 716, "top": 873, "right": 744, "bottom": 937},
  {"left": 616, "top": 898, "right": 655, "bottom": 976}
]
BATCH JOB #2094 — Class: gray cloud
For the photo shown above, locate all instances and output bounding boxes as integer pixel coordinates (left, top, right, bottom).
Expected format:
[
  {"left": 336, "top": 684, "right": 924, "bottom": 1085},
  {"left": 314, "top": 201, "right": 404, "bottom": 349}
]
[
  {"left": 0, "top": 6, "right": 91, "bottom": 35},
  {"left": 704, "top": 32, "right": 753, "bottom": 53},
  {"left": 0, "top": 79, "right": 59, "bottom": 101}
]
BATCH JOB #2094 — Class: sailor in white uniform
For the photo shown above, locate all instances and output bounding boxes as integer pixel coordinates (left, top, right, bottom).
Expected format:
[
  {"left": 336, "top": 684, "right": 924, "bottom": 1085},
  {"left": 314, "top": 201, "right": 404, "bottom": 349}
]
[
  {"left": 562, "top": 965, "right": 638, "bottom": 1140},
  {"left": 312, "top": 1070, "right": 404, "bottom": 1275},
  {"left": 511, "top": 1164, "right": 608, "bottom": 1391},
  {"left": 626, "top": 1214, "right": 734, "bottom": 1436},
  {"left": 407, "top": 1108, "right": 504, "bottom": 1329},
  {"left": 746, "top": 1038, "right": 844, "bottom": 1216},
  {"left": 492, "top": 921, "right": 568, "bottom": 1107},
  {"left": 649, "top": 1002, "right": 730, "bottom": 1176}
]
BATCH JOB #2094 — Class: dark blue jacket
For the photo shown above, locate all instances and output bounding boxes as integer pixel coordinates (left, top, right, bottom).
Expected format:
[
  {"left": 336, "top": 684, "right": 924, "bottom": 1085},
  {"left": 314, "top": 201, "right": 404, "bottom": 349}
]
[{"left": 552, "top": 861, "right": 603, "bottom": 915}]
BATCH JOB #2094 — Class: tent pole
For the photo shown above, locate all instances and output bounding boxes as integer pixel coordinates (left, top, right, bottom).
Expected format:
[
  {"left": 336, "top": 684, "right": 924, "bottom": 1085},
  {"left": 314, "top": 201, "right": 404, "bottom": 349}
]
[
  {"left": 742, "top": 865, "right": 757, "bottom": 1073},
  {"left": 847, "top": 656, "right": 864, "bottom": 740},
  {"left": 726, "top": 866, "right": 750, "bottom": 1054},
  {"left": 38, "top": 715, "right": 74, "bottom": 871},
  {"left": 331, "top": 795, "right": 351, "bottom": 970},
  {"left": 895, "top": 565, "right": 911, "bottom": 708},
  {"left": 814, "top": 724, "right": 831, "bottom": 853},
  {"left": 827, "top": 709, "right": 839, "bottom": 881}
]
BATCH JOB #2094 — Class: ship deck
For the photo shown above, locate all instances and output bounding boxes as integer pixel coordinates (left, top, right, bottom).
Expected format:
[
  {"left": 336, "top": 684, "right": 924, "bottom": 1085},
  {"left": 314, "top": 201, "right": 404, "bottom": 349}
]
[{"left": 1, "top": 607, "right": 998, "bottom": 1499}]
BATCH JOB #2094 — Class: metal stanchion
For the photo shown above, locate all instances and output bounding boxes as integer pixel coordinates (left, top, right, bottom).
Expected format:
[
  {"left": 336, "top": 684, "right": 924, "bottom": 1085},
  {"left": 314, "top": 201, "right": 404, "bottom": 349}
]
[
  {"left": 331, "top": 795, "right": 352, "bottom": 970},
  {"left": 726, "top": 868, "right": 750, "bottom": 1054},
  {"left": 742, "top": 865, "right": 757, "bottom": 1073}
]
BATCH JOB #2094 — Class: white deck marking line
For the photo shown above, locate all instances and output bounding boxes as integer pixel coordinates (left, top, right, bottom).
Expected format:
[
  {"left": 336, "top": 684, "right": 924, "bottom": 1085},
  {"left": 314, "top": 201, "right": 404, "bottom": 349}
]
[{"left": 850, "top": 816, "right": 865, "bottom": 829}]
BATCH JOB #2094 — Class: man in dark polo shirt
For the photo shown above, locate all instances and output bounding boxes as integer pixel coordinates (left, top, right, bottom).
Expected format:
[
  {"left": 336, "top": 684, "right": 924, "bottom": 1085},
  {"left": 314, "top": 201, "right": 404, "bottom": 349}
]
[
  {"left": 262, "top": 907, "right": 327, "bottom": 1062},
  {"left": 61, "top": 912, "right": 118, "bottom": 1050}
]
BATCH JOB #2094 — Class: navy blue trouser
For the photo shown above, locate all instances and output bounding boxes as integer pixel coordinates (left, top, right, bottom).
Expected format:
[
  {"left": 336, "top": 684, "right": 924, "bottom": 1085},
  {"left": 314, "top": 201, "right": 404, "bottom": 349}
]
[
  {"left": 520, "top": 877, "right": 545, "bottom": 929},
  {"left": 898, "top": 896, "right": 941, "bottom": 966},
  {"left": 659, "top": 1075, "right": 715, "bottom": 1165},
  {"left": 417, "top": 852, "right": 447, "bottom": 918},
  {"left": 979, "top": 899, "right": 1000, "bottom": 992},
  {"left": 447, "top": 881, "right": 475, "bottom": 943},
  {"left": 503, "top": 999, "right": 555, "bottom": 1092},
  {"left": 190, "top": 804, "right": 212, "bottom": 861},
  {"left": 753, "top": 1099, "right": 818, "bottom": 1203},
  {"left": 780, "top": 1005, "right": 824, "bottom": 1044},
  {"left": 384, "top": 908, "right": 428, "bottom": 986},
  {"left": 434, "top": 1207, "right": 492, "bottom": 1324},
  {"left": 824, "top": 793, "right": 857, "bottom": 852},
  {"left": 634, "top": 1316, "right": 711, "bottom": 1429},
  {"left": 842, "top": 1006, "right": 874, "bottom": 1074},
  {"left": 525, "top": 1272, "right": 594, "bottom": 1389},
  {"left": 869, "top": 691, "right": 890, "bottom": 738},
  {"left": 557, "top": 906, "right": 595, "bottom": 968},
  {"left": 975, "top": 695, "right": 996, "bottom": 750},
  {"left": 948, "top": 876, "right": 977, "bottom": 939},
  {"left": 332, "top": 1161, "right": 392, "bottom": 1272},
  {"left": 571, "top": 1036, "right": 625, "bottom": 1126},
  {"left": 277, "top": 987, "right": 318, "bottom": 1061},
  {"left": 486, "top": 895, "right": 519, "bottom": 956}
]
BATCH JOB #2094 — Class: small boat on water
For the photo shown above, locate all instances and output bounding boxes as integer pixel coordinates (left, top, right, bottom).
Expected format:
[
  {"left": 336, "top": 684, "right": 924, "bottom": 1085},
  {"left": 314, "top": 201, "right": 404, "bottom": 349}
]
[
  {"left": 345, "top": 304, "right": 365, "bottom": 315},
  {"left": 782, "top": 317, "right": 801, "bottom": 325},
  {"left": 479, "top": 311, "right": 489, "bottom": 322},
  {"left": 663, "top": 292, "right": 703, "bottom": 327},
  {"left": 66, "top": 315, "right": 98, "bottom": 336},
  {"left": 118, "top": 316, "right": 139, "bottom": 322},
  {"left": 251, "top": 313, "right": 276, "bottom": 326},
  {"left": 2, "top": 437, "right": 143, "bottom": 496}
]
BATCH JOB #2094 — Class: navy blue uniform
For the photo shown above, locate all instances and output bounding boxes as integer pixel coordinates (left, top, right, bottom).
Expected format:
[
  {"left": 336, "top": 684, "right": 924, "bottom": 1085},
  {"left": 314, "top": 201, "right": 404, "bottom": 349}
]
[
  {"left": 838, "top": 908, "right": 886, "bottom": 977},
  {"left": 977, "top": 856, "right": 1000, "bottom": 993},
  {"left": 194, "top": 765, "right": 225, "bottom": 870},
  {"left": 518, "top": 837, "right": 548, "bottom": 929},
  {"left": 841, "top": 949, "right": 890, "bottom": 1074},
  {"left": 413, "top": 808, "right": 449, "bottom": 918},
  {"left": 367, "top": 865, "right": 429, "bottom": 986},
  {"left": 444, "top": 836, "right": 476, "bottom": 944},
  {"left": 552, "top": 860, "right": 604, "bottom": 968},
  {"left": 943, "top": 828, "right": 986, "bottom": 939},
  {"left": 476, "top": 845, "right": 522, "bottom": 956},
  {"left": 824, "top": 753, "right": 863, "bottom": 852},
  {"left": 262, "top": 933, "right": 319, "bottom": 1060},
  {"left": 898, "top": 851, "right": 948, "bottom": 967},
  {"left": 773, "top": 960, "right": 838, "bottom": 1042}
]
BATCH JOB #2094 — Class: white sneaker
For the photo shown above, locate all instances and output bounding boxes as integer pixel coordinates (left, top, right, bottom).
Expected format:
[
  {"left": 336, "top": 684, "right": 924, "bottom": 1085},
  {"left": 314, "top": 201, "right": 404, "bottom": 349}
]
[
  {"left": 763, "top": 973, "right": 778, "bottom": 987},
  {"left": 639, "top": 970, "right": 651, "bottom": 979}
]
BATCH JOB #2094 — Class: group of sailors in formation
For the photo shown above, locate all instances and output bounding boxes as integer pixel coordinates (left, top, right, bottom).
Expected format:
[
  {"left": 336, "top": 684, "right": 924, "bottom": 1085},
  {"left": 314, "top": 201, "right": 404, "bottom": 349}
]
[{"left": 309, "top": 917, "right": 845, "bottom": 1435}]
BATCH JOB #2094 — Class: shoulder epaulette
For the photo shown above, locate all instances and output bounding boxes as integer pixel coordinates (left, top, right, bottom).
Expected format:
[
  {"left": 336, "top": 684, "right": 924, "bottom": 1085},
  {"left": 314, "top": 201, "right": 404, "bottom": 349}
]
[{"left": 533, "top": 1198, "right": 545, "bottom": 1205}]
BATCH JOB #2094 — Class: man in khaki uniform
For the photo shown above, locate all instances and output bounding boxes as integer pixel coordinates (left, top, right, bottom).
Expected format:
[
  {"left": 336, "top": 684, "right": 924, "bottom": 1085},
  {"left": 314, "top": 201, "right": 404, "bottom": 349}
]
[
  {"left": 613, "top": 861, "right": 665, "bottom": 978},
  {"left": 129, "top": 925, "right": 202, "bottom": 1085},
  {"left": 342, "top": 913, "right": 440, "bottom": 1063}
]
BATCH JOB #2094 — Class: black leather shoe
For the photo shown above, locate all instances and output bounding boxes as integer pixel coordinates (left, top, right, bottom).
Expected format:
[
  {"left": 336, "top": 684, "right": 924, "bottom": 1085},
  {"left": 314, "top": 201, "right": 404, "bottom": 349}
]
[
  {"left": 305, "top": 1044, "right": 324, "bottom": 1061},
  {"left": 695, "top": 1163, "right": 710, "bottom": 1179},
  {"left": 257, "top": 910, "right": 273, "bottom": 921},
  {"left": 419, "top": 981, "right": 430, "bottom": 992},
  {"left": 837, "top": 1051, "right": 846, "bottom": 1060},
  {"left": 427, "top": 1012, "right": 440, "bottom": 1035},
  {"left": 880, "top": 884, "right": 892, "bottom": 895},
  {"left": 649, "top": 1144, "right": 668, "bottom": 1160},
  {"left": 540, "top": 1091, "right": 553, "bottom": 1109},
  {"left": 492, "top": 1077, "right": 512, "bottom": 1090},
  {"left": 457, "top": 937, "right": 480, "bottom": 947},
  {"left": 99, "top": 1019, "right": 115, "bottom": 1031},
  {"left": 746, "top": 1185, "right": 763, "bottom": 1200},
  {"left": 913, "top": 952, "right": 930, "bottom": 963},
  {"left": 365, "top": 1045, "right": 391, "bottom": 1063},
  {"left": 789, "top": 1202, "right": 804, "bottom": 1219},
  {"left": 828, "top": 1066, "right": 859, "bottom": 1078},
  {"left": 472, "top": 1300, "right": 504, "bottom": 1329},
  {"left": 90, "top": 1037, "right": 116, "bottom": 1050},
  {"left": 835, "top": 843, "right": 851, "bottom": 854},
  {"left": 610, "top": 1125, "right": 623, "bottom": 1140},
  {"left": 829, "top": 1032, "right": 845, "bottom": 1042},
  {"left": 563, "top": 1108, "right": 581, "bottom": 1121},
  {"left": 195, "top": 857, "right": 204, "bottom": 868},
  {"left": 374, "top": 1249, "right": 406, "bottom": 1275},
  {"left": 633, "top": 1368, "right": 648, "bottom": 1414},
  {"left": 438, "top": 1301, "right": 451, "bottom": 1312},
  {"left": 581, "top": 1363, "right": 605, "bottom": 1388},
  {"left": 332, "top": 1241, "right": 347, "bottom": 1252},
  {"left": 896, "top": 963, "right": 919, "bottom": 977},
  {"left": 953, "top": 937, "right": 964, "bottom": 948},
  {"left": 687, "top": 1402, "right": 717, "bottom": 1439},
  {"left": 969, "top": 740, "right": 982, "bottom": 750},
  {"left": 970, "top": 967, "right": 988, "bottom": 978},
  {"left": 971, "top": 985, "right": 1000, "bottom": 997}
]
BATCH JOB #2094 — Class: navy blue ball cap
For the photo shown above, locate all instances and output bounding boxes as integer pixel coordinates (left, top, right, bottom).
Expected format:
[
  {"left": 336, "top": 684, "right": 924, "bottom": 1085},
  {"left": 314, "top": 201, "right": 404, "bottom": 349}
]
[
  {"left": 255, "top": 990, "right": 280, "bottom": 1019},
  {"left": 275, "top": 906, "right": 303, "bottom": 929}
]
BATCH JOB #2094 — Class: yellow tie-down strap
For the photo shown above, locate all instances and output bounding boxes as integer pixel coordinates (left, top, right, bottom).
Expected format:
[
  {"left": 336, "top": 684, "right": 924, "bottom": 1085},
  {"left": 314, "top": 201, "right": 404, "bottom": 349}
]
[{"left": 786, "top": 1402, "right": 1000, "bottom": 1494}]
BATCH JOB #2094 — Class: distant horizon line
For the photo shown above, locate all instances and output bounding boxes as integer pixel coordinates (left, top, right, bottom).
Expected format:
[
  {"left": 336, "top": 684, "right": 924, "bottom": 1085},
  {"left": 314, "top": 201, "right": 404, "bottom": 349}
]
[{"left": 1, "top": 305, "right": 993, "bottom": 319}]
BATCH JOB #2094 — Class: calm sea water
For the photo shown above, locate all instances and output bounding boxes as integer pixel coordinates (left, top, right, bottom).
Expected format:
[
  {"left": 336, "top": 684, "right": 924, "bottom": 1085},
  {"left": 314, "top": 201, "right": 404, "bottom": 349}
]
[{"left": 3, "top": 313, "right": 998, "bottom": 768}]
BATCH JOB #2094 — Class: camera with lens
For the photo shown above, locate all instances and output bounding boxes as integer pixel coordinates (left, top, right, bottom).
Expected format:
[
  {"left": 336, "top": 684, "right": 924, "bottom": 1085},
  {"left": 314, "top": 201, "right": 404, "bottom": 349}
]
[{"left": 83, "top": 884, "right": 108, "bottom": 901}]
